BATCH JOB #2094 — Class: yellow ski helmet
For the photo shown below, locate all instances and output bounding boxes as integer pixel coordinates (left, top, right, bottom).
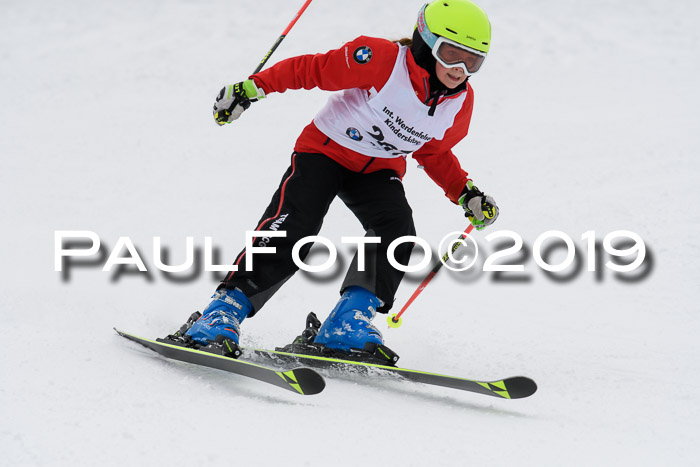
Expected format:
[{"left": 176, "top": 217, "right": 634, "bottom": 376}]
[{"left": 416, "top": 1, "right": 491, "bottom": 75}]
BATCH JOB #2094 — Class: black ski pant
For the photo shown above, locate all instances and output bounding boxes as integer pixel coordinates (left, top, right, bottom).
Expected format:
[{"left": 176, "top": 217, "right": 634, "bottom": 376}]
[{"left": 220, "top": 152, "right": 416, "bottom": 315}]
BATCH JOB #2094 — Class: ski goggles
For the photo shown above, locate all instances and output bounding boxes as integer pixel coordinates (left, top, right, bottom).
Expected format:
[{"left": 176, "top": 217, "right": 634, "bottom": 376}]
[
  {"left": 432, "top": 36, "right": 487, "bottom": 75},
  {"left": 416, "top": 3, "right": 488, "bottom": 76}
]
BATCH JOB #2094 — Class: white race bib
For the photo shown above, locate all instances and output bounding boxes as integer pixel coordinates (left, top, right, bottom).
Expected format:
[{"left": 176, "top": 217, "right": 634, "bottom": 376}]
[{"left": 313, "top": 46, "right": 466, "bottom": 159}]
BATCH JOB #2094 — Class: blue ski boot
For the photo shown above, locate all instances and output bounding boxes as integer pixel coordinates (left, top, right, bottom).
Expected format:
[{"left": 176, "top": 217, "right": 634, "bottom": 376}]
[
  {"left": 185, "top": 288, "right": 252, "bottom": 345},
  {"left": 314, "top": 286, "right": 384, "bottom": 351}
]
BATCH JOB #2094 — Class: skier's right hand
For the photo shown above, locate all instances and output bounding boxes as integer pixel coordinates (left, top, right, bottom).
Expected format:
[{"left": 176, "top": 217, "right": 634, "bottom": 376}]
[{"left": 213, "top": 79, "right": 265, "bottom": 126}]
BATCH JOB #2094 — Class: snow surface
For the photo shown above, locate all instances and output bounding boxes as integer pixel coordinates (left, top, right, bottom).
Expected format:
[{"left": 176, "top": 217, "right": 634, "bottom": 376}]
[{"left": 2, "top": 0, "right": 700, "bottom": 465}]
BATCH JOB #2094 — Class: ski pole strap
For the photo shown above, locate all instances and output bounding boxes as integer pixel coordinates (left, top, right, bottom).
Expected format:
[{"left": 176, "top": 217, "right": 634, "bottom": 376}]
[
  {"left": 391, "top": 224, "right": 474, "bottom": 324},
  {"left": 252, "top": 0, "right": 314, "bottom": 74}
]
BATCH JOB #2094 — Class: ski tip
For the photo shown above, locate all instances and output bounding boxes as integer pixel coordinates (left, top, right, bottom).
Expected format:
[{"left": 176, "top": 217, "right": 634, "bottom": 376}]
[
  {"left": 503, "top": 376, "right": 537, "bottom": 399},
  {"left": 286, "top": 367, "right": 326, "bottom": 395}
]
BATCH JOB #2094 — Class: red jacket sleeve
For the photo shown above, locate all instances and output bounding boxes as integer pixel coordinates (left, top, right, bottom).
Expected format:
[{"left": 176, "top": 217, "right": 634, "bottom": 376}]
[
  {"left": 413, "top": 86, "right": 475, "bottom": 204},
  {"left": 250, "top": 36, "right": 399, "bottom": 94}
]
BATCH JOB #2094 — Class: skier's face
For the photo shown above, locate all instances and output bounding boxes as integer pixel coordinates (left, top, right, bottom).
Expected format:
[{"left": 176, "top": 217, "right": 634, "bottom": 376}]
[{"left": 435, "top": 62, "right": 467, "bottom": 89}]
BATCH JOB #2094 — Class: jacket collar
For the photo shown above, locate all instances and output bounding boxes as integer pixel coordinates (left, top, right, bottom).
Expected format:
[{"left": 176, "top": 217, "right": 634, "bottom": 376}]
[{"left": 405, "top": 47, "right": 468, "bottom": 115}]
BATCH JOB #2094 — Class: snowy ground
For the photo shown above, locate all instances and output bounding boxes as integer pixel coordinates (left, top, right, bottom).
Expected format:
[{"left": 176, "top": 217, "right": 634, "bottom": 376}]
[{"left": 2, "top": 0, "right": 699, "bottom": 465}]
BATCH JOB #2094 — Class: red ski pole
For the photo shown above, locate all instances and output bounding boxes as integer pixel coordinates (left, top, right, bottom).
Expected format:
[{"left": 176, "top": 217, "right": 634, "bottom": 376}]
[
  {"left": 388, "top": 224, "right": 475, "bottom": 328},
  {"left": 252, "top": 0, "right": 314, "bottom": 74}
]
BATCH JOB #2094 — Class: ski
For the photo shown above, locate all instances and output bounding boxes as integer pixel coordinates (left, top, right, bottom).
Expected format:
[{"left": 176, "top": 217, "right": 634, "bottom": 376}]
[
  {"left": 239, "top": 312, "right": 537, "bottom": 399},
  {"left": 114, "top": 328, "right": 326, "bottom": 396},
  {"left": 247, "top": 347, "right": 537, "bottom": 399}
]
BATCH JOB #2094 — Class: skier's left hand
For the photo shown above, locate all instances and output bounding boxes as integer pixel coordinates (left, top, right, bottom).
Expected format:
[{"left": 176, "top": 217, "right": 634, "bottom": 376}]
[
  {"left": 458, "top": 181, "right": 499, "bottom": 230},
  {"left": 213, "top": 79, "right": 265, "bottom": 126}
]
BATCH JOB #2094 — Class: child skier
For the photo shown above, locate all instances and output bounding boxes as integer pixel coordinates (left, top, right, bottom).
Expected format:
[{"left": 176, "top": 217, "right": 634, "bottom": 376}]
[{"left": 184, "top": 0, "right": 499, "bottom": 357}]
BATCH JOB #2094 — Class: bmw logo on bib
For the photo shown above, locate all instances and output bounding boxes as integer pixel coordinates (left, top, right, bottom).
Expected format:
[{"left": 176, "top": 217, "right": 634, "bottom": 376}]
[
  {"left": 353, "top": 46, "right": 373, "bottom": 64},
  {"left": 346, "top": 127, "right": 363, "bottom": 141}
]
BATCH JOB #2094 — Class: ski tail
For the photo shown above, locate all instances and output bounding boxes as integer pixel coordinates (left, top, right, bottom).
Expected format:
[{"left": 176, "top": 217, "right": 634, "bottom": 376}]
[{"left": 114, "top": 328, "right": 325, "bottom": 395}]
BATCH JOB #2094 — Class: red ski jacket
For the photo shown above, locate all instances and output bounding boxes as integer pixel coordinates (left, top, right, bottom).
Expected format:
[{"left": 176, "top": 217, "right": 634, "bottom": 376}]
[{"left": 251, "top": 36, "right": 474, "bottom": 204}]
